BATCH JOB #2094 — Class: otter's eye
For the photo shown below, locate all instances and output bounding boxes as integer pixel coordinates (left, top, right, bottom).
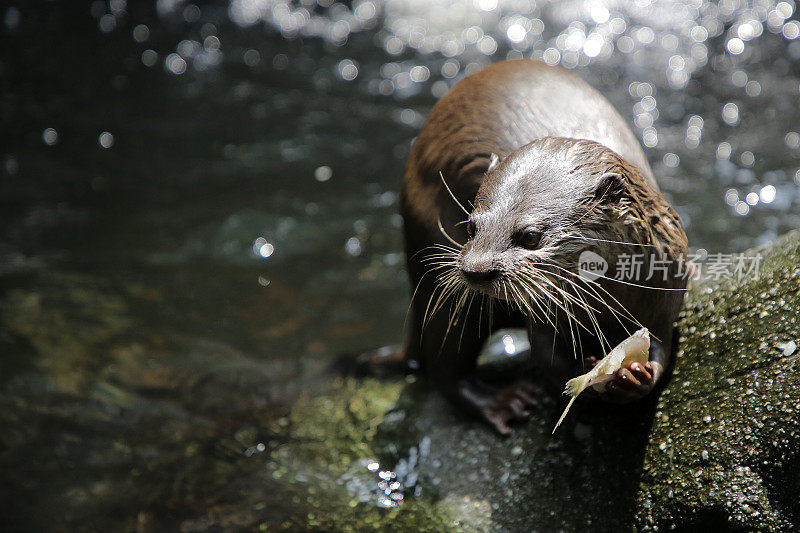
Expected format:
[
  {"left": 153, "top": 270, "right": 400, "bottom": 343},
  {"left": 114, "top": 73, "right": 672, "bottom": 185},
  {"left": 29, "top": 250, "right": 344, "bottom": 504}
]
[
  {"left": 467, "top": 220, "right": 476, "bottom": 238},
  {"left": 517, "top": 230, "right": 542, "bottom": 249}
]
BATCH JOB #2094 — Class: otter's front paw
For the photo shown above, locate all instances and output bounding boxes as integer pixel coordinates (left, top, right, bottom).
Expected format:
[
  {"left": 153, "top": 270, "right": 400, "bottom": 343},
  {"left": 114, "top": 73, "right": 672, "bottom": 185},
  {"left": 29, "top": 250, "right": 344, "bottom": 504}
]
[
  {"left": 458, "top": 378, "right": 541, "bottom": 435},
  {"left": 602, "top": 361, "right": 657, "bottom": 403}
]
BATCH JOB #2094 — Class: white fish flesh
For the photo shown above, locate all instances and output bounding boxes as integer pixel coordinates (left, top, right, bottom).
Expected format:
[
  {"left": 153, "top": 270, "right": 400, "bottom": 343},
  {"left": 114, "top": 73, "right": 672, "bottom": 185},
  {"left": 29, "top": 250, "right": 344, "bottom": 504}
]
[{"left": 552, "top": 328, "right": 651, "bottom": 433}]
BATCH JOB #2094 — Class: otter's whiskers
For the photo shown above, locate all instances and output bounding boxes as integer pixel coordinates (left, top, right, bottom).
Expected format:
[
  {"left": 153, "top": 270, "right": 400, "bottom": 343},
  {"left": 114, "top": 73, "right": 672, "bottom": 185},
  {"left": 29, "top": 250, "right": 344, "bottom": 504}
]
[{"left": 418, "top": 237, "right": 660, "bottom": 366}]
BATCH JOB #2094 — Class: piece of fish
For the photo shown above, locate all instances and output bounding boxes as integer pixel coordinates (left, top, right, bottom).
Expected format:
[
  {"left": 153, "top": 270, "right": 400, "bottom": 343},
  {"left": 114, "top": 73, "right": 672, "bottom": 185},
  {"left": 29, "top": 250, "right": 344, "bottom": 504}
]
[{"left": 552, "top": 328, "right": 651, "bottom": 434}]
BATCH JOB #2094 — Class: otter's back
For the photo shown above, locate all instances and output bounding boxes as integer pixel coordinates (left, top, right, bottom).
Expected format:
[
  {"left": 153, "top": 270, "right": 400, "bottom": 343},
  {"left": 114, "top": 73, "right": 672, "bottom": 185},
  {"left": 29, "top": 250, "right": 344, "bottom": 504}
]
[{"left": 407, "top": 60, "right": 653, "bottom": 190}]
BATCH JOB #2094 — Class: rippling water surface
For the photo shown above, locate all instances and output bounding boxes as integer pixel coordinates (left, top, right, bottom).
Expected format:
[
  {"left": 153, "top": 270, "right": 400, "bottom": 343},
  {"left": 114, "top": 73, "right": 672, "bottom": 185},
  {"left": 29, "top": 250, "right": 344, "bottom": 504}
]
[{"left": 1, "top": 0, "right": 799, "bottom": 529}]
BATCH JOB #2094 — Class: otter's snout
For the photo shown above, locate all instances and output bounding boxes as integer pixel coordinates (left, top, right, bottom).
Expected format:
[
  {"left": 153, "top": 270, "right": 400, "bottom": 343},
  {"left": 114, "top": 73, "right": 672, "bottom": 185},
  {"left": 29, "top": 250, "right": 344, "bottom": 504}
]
[
  {"left": 462, "top": 268, "right": 499, "bottom": 284},
  {"left": 460, "top": 255, "right": 500, "bottom": 285}
]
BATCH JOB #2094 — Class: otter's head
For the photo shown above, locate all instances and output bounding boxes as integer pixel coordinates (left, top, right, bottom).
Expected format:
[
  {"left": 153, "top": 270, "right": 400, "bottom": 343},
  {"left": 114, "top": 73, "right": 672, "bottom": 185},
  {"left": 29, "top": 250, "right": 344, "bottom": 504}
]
[{"left": 457, "top": 137, "right": 660, "bottom": 299}]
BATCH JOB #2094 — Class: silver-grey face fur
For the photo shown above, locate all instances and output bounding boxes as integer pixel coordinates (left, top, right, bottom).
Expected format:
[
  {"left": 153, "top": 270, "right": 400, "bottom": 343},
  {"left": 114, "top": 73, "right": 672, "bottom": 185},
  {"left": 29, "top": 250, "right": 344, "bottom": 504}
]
[{"left": 458, "top": 138, "right": 612, "bottom": 299}]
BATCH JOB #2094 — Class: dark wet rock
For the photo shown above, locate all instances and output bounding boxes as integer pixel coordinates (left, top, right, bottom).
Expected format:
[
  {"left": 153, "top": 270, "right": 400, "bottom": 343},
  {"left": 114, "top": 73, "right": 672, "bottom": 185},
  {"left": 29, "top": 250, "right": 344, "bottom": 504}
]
[
  {"left": 3, "top": 233, "right": 800, "bottom": 531},
  {"left": 635, "top": 230, "right": 800, "bottom": 531},
  {"left": 266, "top": 229, "right": 800, "bottom": 531}
]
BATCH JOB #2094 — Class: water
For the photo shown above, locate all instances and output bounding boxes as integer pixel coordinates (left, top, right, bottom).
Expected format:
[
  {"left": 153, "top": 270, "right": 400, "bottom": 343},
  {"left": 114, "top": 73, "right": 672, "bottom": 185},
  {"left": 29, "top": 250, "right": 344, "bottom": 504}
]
[{"left": 1, "top": 0, "right": 799, "bottom": 529}]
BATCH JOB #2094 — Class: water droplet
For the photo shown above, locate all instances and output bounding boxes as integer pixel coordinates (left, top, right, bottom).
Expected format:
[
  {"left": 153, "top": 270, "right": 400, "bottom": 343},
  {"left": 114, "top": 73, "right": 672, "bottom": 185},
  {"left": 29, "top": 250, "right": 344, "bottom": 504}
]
[
  {"left": 141, "top": 49, "right": 158, "bottom": 67},
  {"left": 345, "top": 237, "right": 362, "bottom": 256},
  {"left": 99, "top": 14, "right": 117, "bottom": 33},
  {"left": 734, "top": 201, "right": 750, "bottom": 216},
  {"left": 663, "top": 153, "right": 680, "bottom": 168},
  {"left": 782, "top": 20, "right": 800, "bottom": 39},
  {"left": 731, "top": 70, "right": 748, "bottom": 87},
  {"left": 132, "top": 24, "right": 149, "bottom": 42},
  {"left": 507, "top": 23, "right": 526, "bottom": 43},
  {"left": 42, "top": 128, "right": 58, "bottom": 146},
  {"left": 259, "top": 242, "right": 275, "bottom": 258},
  {"left": 722, "top": 102, "right": 740, "bottom": 125},
  {"left": 409, "top": 65, "right": 429, "bottom": 83},
  {"left": 165, "top": 53, "right": 187, "bottom": 75},
  {"left": 477, "top": 35, "right": 497, "bottom": 55},
  {"left": 785, "top": 131, "right": 800, "bottom": 149},
  {"left": 745, "top": 80, "right": 762, "bottom": 97},
  {"left": 337, "top": 59, "right": 358, "bottom": 81},
  {"left": 760, "top": 185, "right": 776, "bottom": 204},
  {"left": 314, "top": 166, "right": 332, "bottom": 182},
  {"left": 590, "top": 5, "right": 610, "bottom": 24},
  {"left": 726, "top": 37, "right": 745, "bottom": 55},
  {"left": 242, "top": 49, "right": 260, "bottom": 67},
  {"left": 98, "top": 131, "right": 114, "bottom": 149}
]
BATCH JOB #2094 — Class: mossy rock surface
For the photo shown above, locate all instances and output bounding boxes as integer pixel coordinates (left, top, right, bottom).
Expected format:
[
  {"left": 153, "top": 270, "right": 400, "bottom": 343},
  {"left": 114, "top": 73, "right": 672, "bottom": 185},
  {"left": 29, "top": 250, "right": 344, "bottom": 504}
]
[{"left": 635, "top": 230, "right": 800, "bottom": 531}]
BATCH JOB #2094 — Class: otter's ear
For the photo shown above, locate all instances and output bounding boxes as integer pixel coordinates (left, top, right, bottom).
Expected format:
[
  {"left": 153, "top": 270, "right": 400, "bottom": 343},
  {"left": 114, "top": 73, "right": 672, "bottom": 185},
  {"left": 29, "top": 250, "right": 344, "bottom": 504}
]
[
  {"left": 487, "top": 153, "right": 500, "bottom": 172},
  {"left": 593, "top": 172, "right": 625, "bottom": 202}
]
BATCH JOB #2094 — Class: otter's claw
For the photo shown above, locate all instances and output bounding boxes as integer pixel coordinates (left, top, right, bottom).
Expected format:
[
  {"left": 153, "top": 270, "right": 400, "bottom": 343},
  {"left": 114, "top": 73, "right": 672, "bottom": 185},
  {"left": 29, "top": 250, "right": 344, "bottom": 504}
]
[{"left": 459, "top": 379, "right": 541, "bottom": 435}]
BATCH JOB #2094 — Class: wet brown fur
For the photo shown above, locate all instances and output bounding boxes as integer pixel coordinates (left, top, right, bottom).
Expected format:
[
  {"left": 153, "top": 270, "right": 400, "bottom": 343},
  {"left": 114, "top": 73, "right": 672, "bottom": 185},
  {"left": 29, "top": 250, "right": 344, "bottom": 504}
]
[{"left": 400, "top": 59, "right": 688, "bottom": 425}]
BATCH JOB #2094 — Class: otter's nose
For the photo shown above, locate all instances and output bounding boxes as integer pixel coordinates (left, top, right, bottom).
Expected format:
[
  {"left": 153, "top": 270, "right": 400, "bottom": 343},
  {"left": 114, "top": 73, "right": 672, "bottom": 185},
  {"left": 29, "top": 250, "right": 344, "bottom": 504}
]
[{"left": 461, "top": 266, "right": 500, "bottom": 284}]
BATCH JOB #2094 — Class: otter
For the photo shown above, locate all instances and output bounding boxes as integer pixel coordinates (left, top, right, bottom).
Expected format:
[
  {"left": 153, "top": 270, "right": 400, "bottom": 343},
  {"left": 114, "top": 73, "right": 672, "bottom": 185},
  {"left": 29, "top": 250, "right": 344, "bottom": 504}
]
[{"left": 400, "top": 60, "right": 688, "bottom": 435}]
